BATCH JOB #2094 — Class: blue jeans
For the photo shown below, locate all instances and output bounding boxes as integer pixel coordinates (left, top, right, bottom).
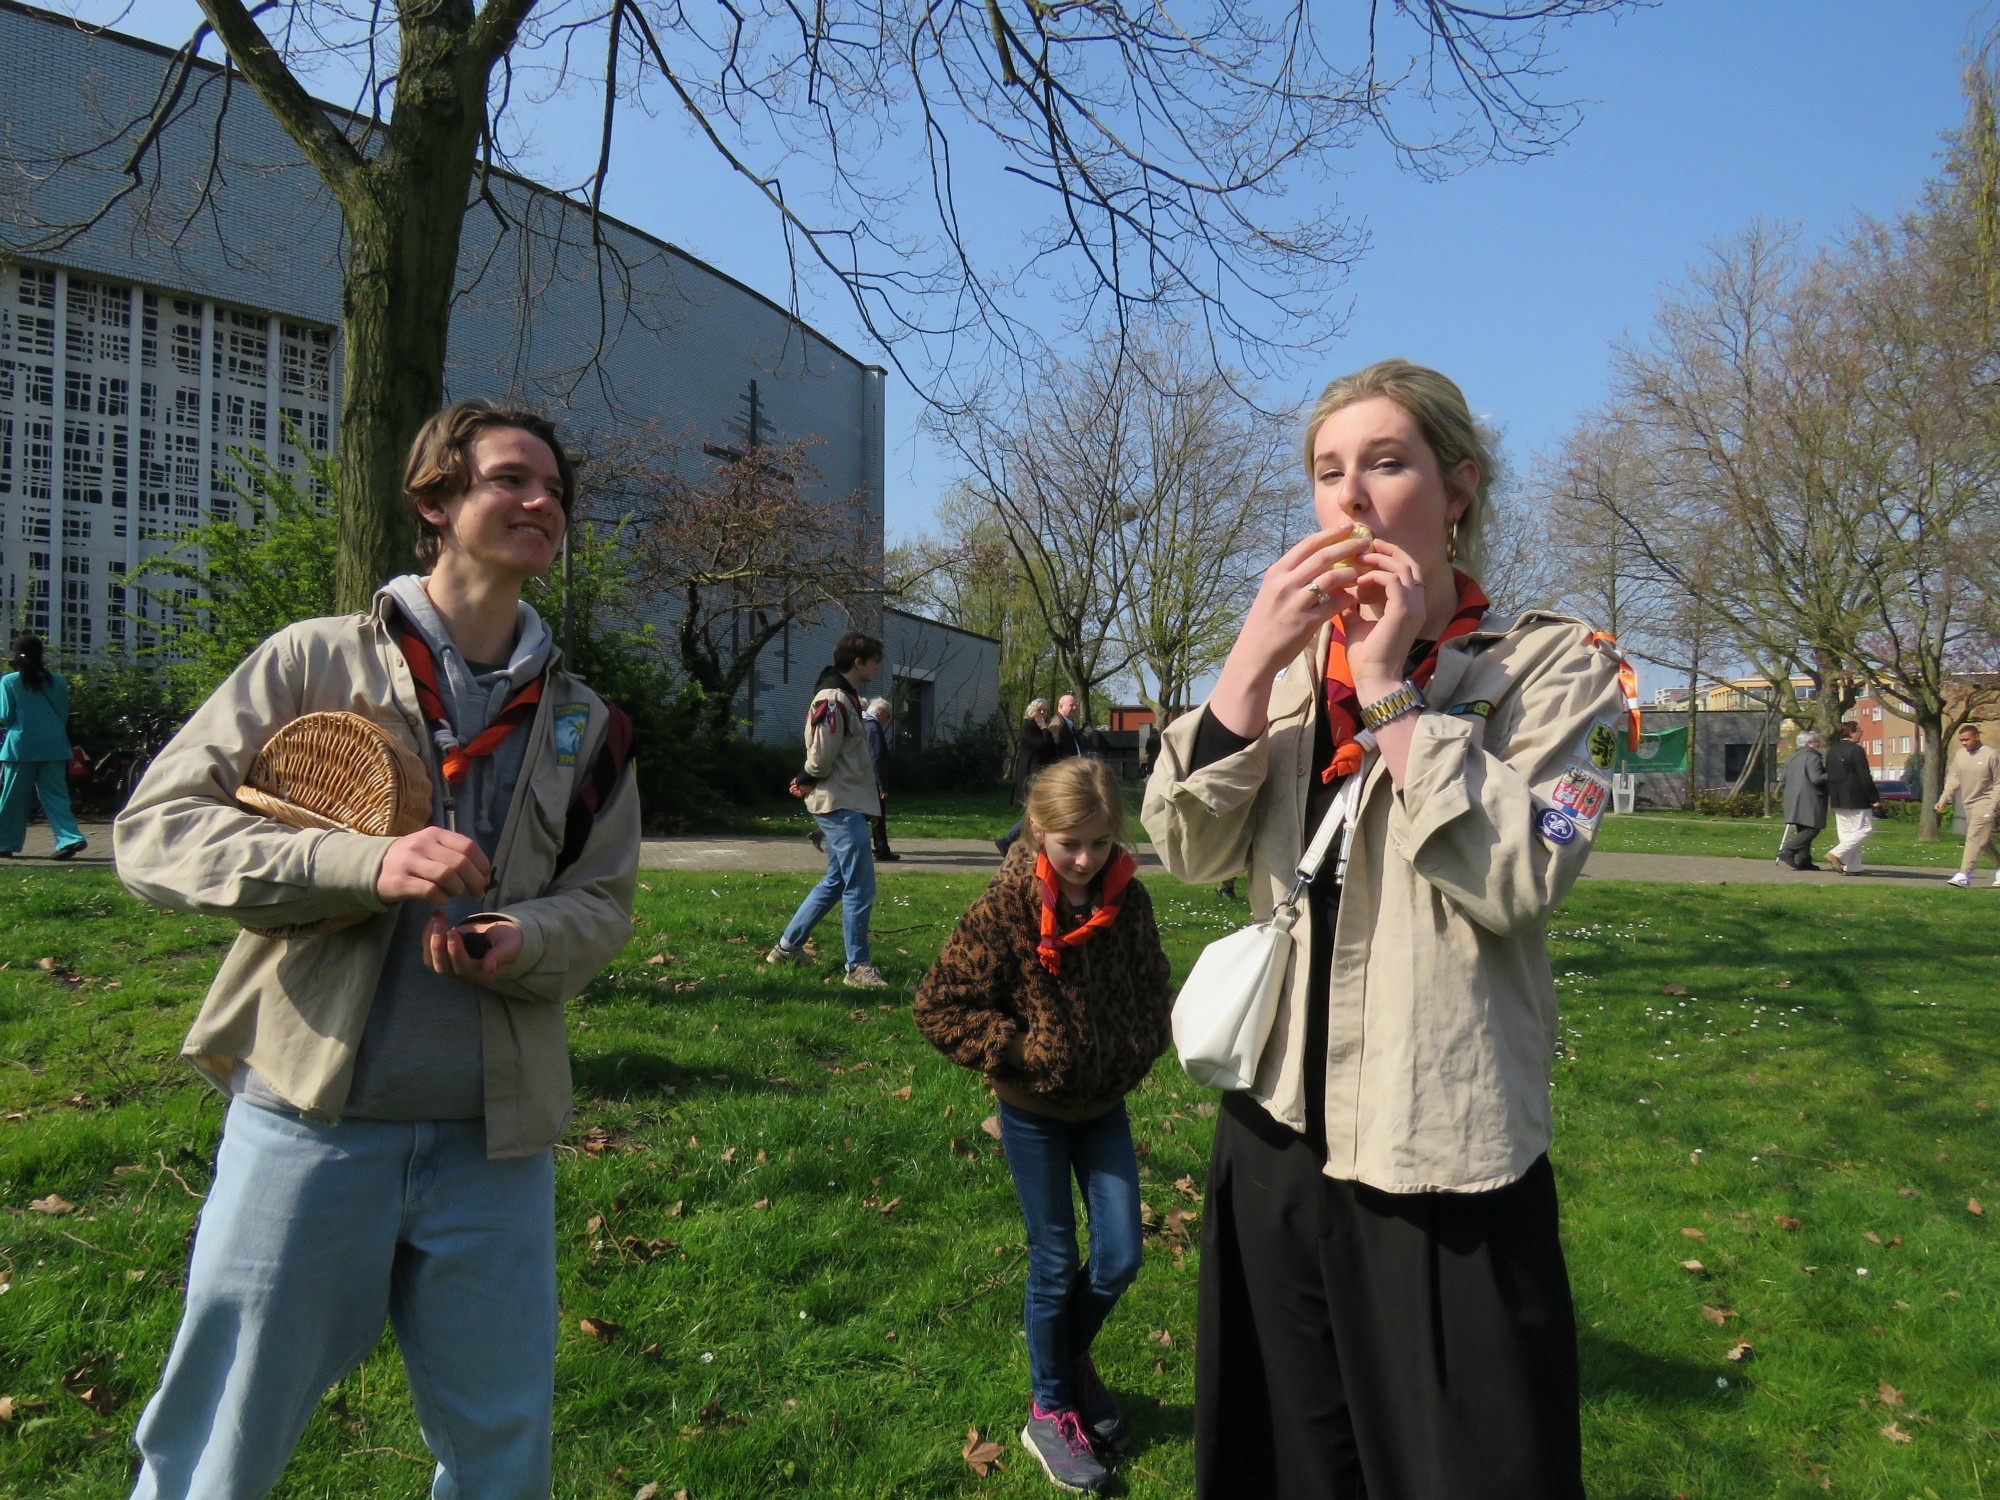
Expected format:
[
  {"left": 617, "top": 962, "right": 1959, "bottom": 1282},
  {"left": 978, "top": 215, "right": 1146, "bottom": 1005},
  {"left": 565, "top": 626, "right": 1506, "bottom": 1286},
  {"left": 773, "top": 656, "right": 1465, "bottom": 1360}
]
[
  {"left": 781, "top": 808, "right": 875, "bottom": 968},
  {"left": 0, "top": 759, "right": 84, "bottom": 853},
  {"left": 999, "top": 1098, "right": 1145, "bottom": 1411},
  {"left": 130, "top": 1100, "right": 557, "bottom": 1500}
]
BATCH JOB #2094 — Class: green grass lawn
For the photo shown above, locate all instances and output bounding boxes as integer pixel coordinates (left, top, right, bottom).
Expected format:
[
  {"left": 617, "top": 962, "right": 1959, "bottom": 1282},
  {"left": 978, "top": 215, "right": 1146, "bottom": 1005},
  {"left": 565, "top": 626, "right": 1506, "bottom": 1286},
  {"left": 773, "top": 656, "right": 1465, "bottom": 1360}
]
[
  {"left": 1594, "top": 809, "right": 1967, "bottom": 869},
  {"left": 1, "top": 870, "right": 1996, "bottom": 1497}
]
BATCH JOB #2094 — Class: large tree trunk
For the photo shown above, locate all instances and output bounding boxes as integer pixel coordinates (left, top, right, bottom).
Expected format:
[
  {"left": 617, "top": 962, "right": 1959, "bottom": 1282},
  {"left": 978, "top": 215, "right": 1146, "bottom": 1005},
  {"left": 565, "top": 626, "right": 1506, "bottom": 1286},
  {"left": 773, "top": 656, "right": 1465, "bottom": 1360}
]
[{"left": 330, "top": 13, "right": 486, "bottom": 609}]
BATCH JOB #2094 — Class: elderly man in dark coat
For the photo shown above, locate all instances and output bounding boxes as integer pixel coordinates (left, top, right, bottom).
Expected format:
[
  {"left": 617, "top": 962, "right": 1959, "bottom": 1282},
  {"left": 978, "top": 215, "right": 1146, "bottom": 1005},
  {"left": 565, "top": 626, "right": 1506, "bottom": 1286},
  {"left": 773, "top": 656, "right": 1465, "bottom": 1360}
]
[{"left": 1777, "top": 730, "right": 1829, "bottom": 871}]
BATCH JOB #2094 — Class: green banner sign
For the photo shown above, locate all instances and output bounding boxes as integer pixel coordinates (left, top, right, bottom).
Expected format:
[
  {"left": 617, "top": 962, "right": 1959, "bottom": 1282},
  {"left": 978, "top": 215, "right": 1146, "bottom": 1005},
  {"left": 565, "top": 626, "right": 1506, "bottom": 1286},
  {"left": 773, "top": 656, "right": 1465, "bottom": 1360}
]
[{"left": 1613, "top": 725, "right": 1689, "bottom": 775}]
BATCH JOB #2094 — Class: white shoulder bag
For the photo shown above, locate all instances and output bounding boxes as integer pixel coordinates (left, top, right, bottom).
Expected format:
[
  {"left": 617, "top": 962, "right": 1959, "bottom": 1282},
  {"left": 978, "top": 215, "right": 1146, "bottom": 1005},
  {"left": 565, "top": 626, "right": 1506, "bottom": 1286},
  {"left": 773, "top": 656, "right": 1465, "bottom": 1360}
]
[{"left": 1171, "top": 774, "right": 1362, "bottom": 1090}]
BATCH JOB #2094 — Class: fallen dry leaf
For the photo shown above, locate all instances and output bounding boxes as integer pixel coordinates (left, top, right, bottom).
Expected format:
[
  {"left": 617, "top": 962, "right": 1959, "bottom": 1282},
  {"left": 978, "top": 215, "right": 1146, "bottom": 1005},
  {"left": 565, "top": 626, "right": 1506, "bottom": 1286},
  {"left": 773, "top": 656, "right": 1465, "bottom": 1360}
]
[
  {"left": 1149, "top": 1329, "right": 1173, "bottom": 1348},
  {"left": 578, "top": 1317, "right": 622, "bottom": 1343},
  {"left": 34, "top": 957, "right": 54, "bottom": 971},
  {"left": 1702, "top": 1305, "right": 1736, "bottom": 1326},
  {"left": 981, "top": 1115, "right": 1003, "bottom": 1141},
  {"left": 879, "top": 1197, "right": 901, "bottom": 1216},
  {"left": 1682, "top": 1228, "right": 1707, "bottom": 1242},
  {"left": 633, "top": 1484, "right": 660, "bottom": 1500},
  {"left": 1863, "top": 1230, "right": 1882, "bottom": 1245},
  {"left": 1681, "top": 1259, "right": 1706, "bottom": 1274},
  {"left": 645, "top": 953, "right": 667, "bottom": 966},
  {"left": 962, "top": 1426, "right": 1006, "bottom": 1476},
  {"left": 0, "top": 1396, "right": 15, "bottom": 1421},
  {"left": 1724, "top": 1341, "right": 1754, "bottom": 1363},
  {"left": 1968, "top": 1198, "right": 1985, "bottom": 1217},
  {"left": 1661, "top": 983, "right": 1688, "bottom": 996},
  {"left": 1881, "top": 1420, "right": 1913, "bottom": 1444},
  {"left": 27, "top": 1194, "right": 75, "bottom": 1216},
  {"left": 890, "top": 1086, "right": 913, "bottom": 1100},
  {"left": 1174, "top": 1175, "right": 1200, "bottom": 1201},
  {"left": 1878, "top": 1380, "right": 1905, "bottom": 1408},
  {"left": 753, "top": 1197, "right": 771, "bottom": 1211},
  {"left": 1774, "top": 1215, "right": 1803, "bottom": 1232},
  {"left": 1898, "top": 1186, "right": 1918, "bottom": 1198}
]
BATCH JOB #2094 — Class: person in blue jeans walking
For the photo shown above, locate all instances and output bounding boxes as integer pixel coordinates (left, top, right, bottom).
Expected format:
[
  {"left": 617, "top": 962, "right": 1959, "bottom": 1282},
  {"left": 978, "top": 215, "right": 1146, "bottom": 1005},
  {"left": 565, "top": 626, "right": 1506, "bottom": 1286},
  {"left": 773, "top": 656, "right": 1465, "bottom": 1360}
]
[
  {"left": 112, "top": 400, "right": 640, "bottom": 1500},
  {"left": 0, "top": 633, "right": 87, "bottom": 859},
  {"left": 914, "top": 758, "right": 1173, "bottom": 1493},
  {"left": 766, "top": 630, "right": 890, "bottom": 988}
]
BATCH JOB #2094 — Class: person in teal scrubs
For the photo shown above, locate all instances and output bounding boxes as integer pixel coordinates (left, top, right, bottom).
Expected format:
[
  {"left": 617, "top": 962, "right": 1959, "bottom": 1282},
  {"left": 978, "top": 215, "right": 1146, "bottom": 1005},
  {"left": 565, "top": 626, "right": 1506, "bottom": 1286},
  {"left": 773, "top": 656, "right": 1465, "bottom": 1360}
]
[{"left": 0, "top": 634, "right": 86, "bottom": 859}]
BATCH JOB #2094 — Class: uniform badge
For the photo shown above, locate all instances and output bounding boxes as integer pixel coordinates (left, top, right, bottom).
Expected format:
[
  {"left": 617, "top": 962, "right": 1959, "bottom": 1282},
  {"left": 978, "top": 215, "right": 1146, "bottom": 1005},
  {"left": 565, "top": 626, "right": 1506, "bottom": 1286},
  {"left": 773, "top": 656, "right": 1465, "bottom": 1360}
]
[
  {"left": 1447, "top": 700, "right": 1494, "bottom": 719},
  {"left": 554, "top": 703, "right": 590, "bottom": 767},
  {"left": 1586, "top": 722, "right": 1618, "bottom": 769},
  {"left": 1552, "top": 767, "right": 1609, "bottom": 823},
  {"left": 1537, "top": 806, "right": 1578, "bottom": 846}
]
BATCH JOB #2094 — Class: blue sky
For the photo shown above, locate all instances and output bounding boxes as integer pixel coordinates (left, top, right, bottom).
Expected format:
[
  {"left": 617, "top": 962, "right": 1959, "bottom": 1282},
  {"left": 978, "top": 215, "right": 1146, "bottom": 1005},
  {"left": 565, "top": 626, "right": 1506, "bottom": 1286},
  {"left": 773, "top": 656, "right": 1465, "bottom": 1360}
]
[{"left": 99, "top": 0, "right": 1991, "bottom": 546}]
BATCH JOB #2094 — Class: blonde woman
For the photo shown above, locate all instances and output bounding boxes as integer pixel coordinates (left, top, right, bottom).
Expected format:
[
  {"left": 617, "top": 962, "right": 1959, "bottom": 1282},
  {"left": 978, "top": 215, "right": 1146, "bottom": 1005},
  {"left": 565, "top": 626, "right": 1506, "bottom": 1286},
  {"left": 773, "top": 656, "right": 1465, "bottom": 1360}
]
[
  {"left": 1143, "top": 360, "right": 1627, "bottom": 1499},
  {"left": 917, "top": 759, "right": 1173, "bottom": 1493}
]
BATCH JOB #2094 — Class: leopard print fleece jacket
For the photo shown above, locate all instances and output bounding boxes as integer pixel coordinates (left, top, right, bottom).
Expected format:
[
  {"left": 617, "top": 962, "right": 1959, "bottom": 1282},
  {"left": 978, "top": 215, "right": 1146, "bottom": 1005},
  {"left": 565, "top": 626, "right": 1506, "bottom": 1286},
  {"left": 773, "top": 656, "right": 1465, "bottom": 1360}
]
[{"left": 913, "top": 845, "right": 1174, "bottom": 1114}]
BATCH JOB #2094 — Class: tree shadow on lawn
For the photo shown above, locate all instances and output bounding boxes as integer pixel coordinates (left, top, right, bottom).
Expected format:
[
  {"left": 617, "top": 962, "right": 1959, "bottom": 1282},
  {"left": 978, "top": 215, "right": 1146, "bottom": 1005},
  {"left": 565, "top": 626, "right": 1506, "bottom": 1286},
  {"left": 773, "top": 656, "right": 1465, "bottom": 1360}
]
[
  {"left": 1566, "top": 886, "right": 2000, "bottom": 1202},
  {"left": 570, "top": 1050, "right": 805, "bottom": 1103}
]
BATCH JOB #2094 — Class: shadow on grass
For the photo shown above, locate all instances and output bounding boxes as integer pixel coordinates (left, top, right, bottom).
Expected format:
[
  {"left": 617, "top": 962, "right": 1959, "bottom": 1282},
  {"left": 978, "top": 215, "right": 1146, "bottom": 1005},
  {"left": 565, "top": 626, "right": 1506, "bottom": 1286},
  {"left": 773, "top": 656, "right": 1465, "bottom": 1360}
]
[
  {"left": 1579, "top": 1331, "right": 1731, "bottom": 1410},
  {"left": 571, "top": 1050, "right": 806, "bottom": 1102}
]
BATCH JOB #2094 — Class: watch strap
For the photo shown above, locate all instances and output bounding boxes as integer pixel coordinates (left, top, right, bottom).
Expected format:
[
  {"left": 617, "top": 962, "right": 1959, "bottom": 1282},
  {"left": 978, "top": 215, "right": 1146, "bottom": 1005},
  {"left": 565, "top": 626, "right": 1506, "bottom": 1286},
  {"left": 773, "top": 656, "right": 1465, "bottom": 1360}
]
[{"left": 1358, "top": 679, "right": 1426, "bottom": 731}]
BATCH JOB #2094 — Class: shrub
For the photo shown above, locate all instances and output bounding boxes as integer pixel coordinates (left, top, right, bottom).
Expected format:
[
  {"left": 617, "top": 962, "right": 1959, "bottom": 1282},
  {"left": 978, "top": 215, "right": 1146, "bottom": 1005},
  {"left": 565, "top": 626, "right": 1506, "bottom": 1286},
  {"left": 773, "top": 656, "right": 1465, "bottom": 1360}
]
[
  {"left": 1690, "top": 788, "right": 1769, "bottom": 818},
  {"left": 885, "top": 712, "right": 1010, "bottom": 795}
]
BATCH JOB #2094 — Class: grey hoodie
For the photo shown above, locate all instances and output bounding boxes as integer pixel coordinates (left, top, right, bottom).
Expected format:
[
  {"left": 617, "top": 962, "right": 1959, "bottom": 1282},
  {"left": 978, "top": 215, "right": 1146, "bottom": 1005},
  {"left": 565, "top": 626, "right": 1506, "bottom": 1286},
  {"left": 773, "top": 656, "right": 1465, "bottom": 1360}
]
[{"left": 244, "top": 575, "right": 553, "bottom": 1121}]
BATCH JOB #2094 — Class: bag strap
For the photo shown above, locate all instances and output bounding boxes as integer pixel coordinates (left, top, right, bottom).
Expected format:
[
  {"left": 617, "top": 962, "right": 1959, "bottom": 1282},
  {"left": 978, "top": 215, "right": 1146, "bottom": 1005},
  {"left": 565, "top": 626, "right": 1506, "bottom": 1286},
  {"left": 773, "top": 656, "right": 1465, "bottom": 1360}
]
[{"left": 1279, "top": 772, "right": 1365, "bottom": 910}]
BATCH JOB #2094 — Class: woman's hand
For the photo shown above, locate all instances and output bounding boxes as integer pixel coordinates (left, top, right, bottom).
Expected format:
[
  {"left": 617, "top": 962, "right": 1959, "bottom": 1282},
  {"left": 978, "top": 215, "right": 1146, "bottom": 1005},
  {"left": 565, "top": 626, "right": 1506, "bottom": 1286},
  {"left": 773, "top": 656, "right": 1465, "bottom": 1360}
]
[
  {"left": 422, "top": 912, "right": 523, "bottom": 982},
  {"left": 1207, "top": 529, "right": 1371, "bottom": 738},
  {"left": 1341, "top": 538, "right": 1429, "bottom": 696}
]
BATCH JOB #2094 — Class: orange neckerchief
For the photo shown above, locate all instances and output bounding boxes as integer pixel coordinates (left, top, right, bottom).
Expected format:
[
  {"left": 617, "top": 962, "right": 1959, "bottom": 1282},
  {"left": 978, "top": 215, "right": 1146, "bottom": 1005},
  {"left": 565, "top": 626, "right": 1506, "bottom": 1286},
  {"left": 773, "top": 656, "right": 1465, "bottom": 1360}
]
[
  {"left": 392, "top": 615, "right": 543, "bottom": 786},
  {"left": 1034, "top": 848, "right": 1137, "bottom": 975},
  {"left": 1322, "top": 570, "right": 1490, "bottom": 783}
]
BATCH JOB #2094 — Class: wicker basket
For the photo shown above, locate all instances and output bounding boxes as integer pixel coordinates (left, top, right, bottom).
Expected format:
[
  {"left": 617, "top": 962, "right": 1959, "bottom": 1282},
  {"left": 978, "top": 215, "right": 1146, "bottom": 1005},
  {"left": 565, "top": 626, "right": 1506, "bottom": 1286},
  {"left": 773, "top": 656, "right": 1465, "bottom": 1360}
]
[{"left": 236, "top": 712, "right": 433, "bottom": 938}]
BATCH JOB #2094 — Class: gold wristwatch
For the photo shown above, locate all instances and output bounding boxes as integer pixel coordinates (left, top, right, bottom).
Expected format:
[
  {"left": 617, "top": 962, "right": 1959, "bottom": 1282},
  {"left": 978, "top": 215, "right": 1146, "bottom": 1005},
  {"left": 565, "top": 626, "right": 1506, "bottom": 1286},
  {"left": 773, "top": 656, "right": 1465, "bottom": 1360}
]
[{"left": 1358, "top": 679, "right": 1426, "bottom": 731}]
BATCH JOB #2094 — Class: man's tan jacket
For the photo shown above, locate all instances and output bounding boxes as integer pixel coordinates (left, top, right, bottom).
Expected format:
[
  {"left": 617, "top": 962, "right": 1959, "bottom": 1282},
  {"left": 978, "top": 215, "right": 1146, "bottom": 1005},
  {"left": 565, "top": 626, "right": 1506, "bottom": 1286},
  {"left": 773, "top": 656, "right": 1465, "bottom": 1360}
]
[
  {"left": 1940, "top": 742, "right": 2000, "bottom": 813},
  {"left": 1143, "top": 612, "right": 1624, "bottom": 1194},
  {"left": 113, "top": 598, "right": 640, "bottom": 1158}
]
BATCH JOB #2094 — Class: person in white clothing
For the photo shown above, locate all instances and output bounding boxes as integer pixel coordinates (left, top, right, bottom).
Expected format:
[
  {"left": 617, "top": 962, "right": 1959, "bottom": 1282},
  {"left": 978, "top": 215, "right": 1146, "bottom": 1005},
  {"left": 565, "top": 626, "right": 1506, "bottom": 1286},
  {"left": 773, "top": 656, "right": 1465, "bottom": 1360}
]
[{"left": 1823, "top": 720, "right": 1881, "bottom": 875}]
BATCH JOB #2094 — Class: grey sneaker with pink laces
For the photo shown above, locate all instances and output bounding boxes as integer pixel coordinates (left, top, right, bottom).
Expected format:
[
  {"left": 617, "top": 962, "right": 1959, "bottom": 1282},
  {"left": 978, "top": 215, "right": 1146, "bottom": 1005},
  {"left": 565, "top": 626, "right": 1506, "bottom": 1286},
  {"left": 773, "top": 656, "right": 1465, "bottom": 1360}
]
[
  {"left": 1021, "top": 1403, "right": 1109, "bottom": 1492},
  {"left": 1072, "top": 1353, "right": 1128, "bottom": 1452}
]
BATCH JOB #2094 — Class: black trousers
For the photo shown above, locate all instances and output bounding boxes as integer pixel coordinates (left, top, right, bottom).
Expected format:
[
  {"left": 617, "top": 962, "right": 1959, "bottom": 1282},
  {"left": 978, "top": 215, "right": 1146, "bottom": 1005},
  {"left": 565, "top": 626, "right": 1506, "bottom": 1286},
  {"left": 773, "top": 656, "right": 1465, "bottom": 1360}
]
[
  {"left": 1194, "top": 1094, "right": 1585, "bottom": 1500},
  {"left": 1778, "top": 823, "right": 1820, "bottom": 867}
]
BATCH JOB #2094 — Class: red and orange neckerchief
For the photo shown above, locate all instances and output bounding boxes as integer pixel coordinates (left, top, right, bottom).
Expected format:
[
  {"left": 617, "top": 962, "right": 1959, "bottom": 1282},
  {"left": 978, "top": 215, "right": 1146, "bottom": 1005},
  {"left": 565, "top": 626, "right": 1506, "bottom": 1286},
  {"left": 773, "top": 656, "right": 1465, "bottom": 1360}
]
[
  {"left": 392, "top": 614, "right": 542, "bottom": 785},
  {"left": 1033, "top": 848, "right": 1137, "bottom": 975},
  {"left": 1321, "top": 570, "right": 1490, "bottom": 783}
]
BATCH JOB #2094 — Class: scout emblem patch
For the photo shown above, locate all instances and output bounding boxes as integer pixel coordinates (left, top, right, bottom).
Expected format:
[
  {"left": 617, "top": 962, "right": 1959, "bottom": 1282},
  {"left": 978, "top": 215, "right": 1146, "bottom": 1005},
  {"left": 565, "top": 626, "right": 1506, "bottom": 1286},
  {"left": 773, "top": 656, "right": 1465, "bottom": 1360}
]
[
  {"left": 1537, "top": 806, "right": 1578, "bottom": 846},
  {"left": 1447, "top": 700, "right": 1494, "bottom": 719},
  {"left": 554, "top": 703, "right": 591, "bottom": 767}
]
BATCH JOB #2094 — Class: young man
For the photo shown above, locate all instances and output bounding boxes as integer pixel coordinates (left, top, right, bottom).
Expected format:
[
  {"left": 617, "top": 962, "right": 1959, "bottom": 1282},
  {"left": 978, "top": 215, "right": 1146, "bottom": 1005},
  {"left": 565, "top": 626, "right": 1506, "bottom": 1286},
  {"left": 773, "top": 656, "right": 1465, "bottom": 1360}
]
[
  {"left": 1822, "top": 720, "right": 1881, "bottom": 875},
  {"left": 1936, "top": 722, "right": 2000, "bottom": 888},
  {"left": 114, "top": 400, "right": 640, "bottom": 1499},
  {"left": 766, "top": 631, "right": 889, "bottom": 987}
]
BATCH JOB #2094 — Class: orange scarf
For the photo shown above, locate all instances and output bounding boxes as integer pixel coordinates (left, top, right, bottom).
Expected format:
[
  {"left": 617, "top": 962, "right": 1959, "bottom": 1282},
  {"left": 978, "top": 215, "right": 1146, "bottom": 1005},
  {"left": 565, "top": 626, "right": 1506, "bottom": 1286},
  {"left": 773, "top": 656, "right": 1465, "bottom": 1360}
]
[
  {"left": 1322, "top": 570, "right": 1490, "bottom": 783},
  {"left": 1034, "top": 848, "right": 1137, "bottom": 975}
]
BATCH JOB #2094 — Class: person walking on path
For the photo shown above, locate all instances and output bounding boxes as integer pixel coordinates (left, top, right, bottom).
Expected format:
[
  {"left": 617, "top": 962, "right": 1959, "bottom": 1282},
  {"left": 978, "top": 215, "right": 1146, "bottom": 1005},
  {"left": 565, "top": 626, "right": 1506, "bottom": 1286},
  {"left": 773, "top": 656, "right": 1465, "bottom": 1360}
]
[
  {"left": 113, "top": 398, "right": 641, "bottom": 1499},
  {"left": 998, "top": 699, "right": 1057, "bottom": 855},
  {"left": 1048, "top": 692, "right": 1093, "bottom": 759},
  {"left": 915, "top": 758, "right": 1173, "bottom": 1494},
  {"left": 767, "top": 631, "right": 890, "bottom": 987},
  {"left": 1935, "top": 723, "right": 2000, "bottom": 888},
  {"left": 0, "top": 633, "right": 87, "bottom": 859},
  {"left": 1144, "top": 359, "right": 1623, "bottom": 1499},
  {"left": 1777, "top": 730, "right": 1829, "bottom": 871},
  {"left": 863, "top": 695, "right": 900, "bottom": 862},
  {"left": 1823, "top": 721, "right": 1882, "bottom": 875}
]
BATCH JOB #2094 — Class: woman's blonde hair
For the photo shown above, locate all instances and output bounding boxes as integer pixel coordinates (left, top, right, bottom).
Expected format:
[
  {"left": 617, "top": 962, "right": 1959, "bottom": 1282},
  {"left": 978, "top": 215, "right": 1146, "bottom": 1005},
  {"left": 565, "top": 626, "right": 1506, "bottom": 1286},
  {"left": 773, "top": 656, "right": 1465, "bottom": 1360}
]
[
  {"left": 1300, "top": 358, "right": 1495, "bottom": 572},
  {"left": 1022, "top": 698, "right": 1050, "bottom": 722},
  {"left": 1025, "top": 758, "right": 1127, "bottom": 845}
]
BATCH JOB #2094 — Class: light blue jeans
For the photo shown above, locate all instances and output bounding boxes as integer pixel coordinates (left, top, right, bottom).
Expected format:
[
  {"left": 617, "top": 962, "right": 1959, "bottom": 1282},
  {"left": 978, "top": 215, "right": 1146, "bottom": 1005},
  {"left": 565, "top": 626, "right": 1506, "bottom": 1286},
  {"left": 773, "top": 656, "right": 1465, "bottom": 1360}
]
[
  {"left": 0, "top": 759, "right": 84, "bottom": 853},
  {"left": 780, "top": 808, "right": 875, "bottom": 967},
  {"left": 130, "top": 1100, "right": 557, "bottom": 1500}
]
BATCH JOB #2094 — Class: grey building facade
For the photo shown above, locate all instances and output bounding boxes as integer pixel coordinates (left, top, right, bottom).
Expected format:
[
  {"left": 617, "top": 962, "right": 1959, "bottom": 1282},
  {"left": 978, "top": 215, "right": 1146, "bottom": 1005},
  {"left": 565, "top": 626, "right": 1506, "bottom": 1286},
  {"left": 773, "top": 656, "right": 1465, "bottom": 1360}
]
[{"left": 0, "top": 1, "right": 911, "bottom": 745}]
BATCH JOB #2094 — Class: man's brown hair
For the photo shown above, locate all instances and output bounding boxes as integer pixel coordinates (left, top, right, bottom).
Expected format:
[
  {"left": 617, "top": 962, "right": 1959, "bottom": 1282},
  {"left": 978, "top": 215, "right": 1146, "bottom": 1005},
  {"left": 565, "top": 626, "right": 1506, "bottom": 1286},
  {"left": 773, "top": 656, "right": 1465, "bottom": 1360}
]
[
  {"left": 834, "top": 631, "right": 884, "bottom": 673},
  {"left": 403, "top": 399, "right": 576, "bottom": 570}
]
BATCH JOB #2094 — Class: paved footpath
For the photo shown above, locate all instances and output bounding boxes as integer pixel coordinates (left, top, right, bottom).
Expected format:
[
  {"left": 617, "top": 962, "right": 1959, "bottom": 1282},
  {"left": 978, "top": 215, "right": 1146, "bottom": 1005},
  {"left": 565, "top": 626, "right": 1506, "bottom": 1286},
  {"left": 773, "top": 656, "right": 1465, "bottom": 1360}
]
[
  {"left": 638, "top": 834, "right": 1968, "bottom": 888},
  {"left": 29, "top": 821, "right": 1971, "bottom": 889}
]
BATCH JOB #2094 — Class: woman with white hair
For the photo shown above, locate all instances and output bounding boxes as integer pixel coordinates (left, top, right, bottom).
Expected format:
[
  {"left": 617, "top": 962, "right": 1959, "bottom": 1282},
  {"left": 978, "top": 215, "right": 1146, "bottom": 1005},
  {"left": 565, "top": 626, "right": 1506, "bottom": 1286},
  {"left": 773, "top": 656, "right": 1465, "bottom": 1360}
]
[
  {"left": 863, "top": 695, "right": 899, "bottom": 862},
  {"left": 1778, "top": 729, "right": 1829, "bottom": 871}
]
